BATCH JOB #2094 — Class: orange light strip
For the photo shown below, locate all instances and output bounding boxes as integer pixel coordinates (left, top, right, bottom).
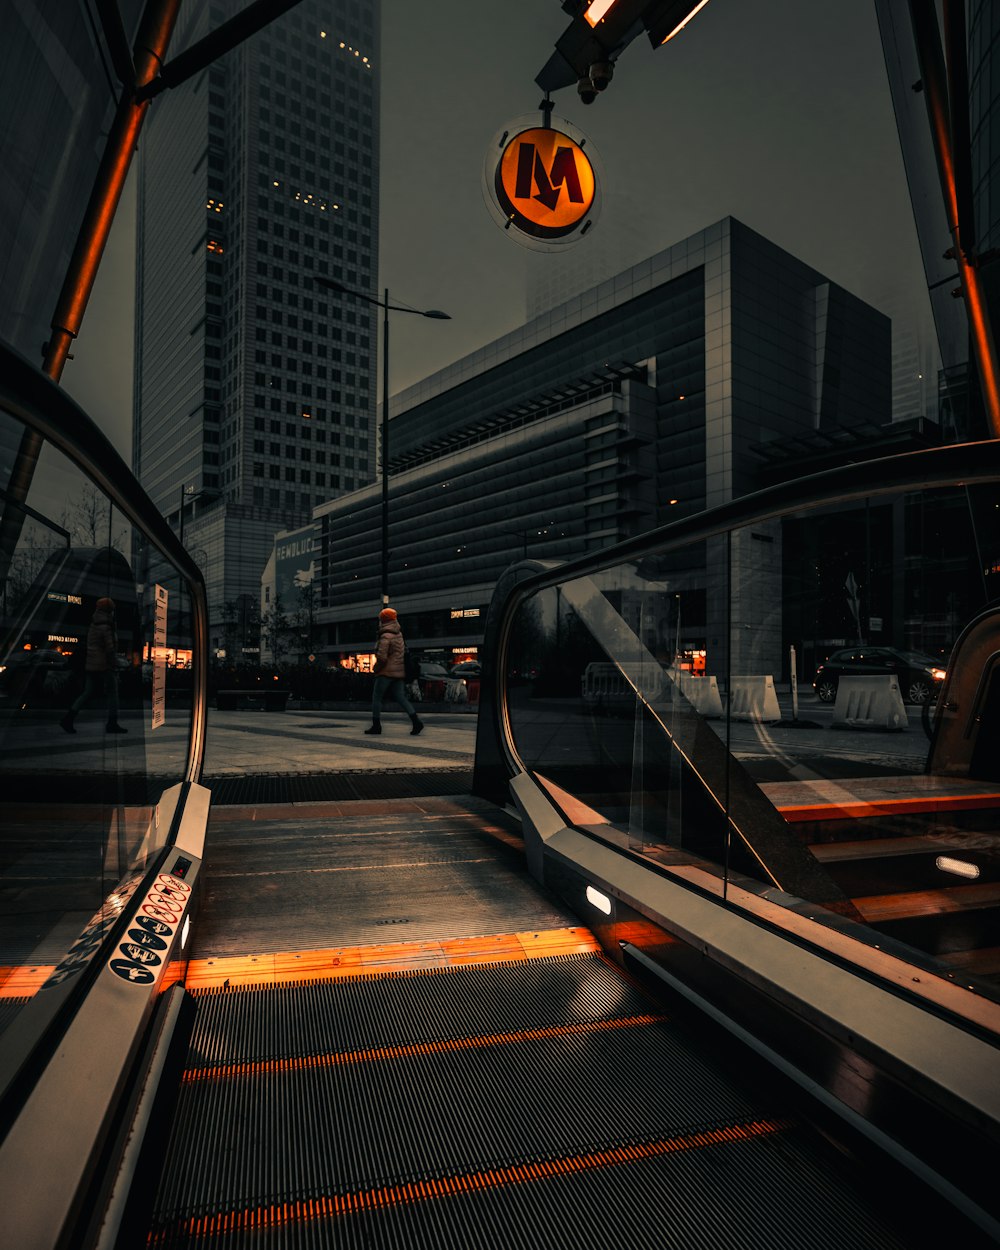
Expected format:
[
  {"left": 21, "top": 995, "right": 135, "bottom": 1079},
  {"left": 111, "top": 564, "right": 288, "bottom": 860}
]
[
  {"left": 46, "top": 1, "right": 181, "bottom": 380},
  {"left": 584, "top": 0, "right": 620, "bottom": 26},
  {"left": 777, "top": 792, "right": 1000, "bottom": 823},
  {"left": 184, "top": 927, "right": 600, "bottom": 989},
  {"left": 184, "top": 1012, "right": 668, "bottom": 1083},
  {"left": 656, "top": 0, "right": 712, "bottom": 45},
  {"left": 959, "top": 252, "right": 1000, "bottom": 436},
  {"left": 148, "top": 1117, "right": 792, "bottom": 1243},
  {"left": 0, "top": 965, "right": 55, "bottom": 997}
]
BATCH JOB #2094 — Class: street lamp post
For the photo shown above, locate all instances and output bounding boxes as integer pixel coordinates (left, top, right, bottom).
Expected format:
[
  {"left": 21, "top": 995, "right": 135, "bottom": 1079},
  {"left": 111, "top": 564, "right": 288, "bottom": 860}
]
[{"left": 315, "top": 275, "right": 449, "bottom": 605}]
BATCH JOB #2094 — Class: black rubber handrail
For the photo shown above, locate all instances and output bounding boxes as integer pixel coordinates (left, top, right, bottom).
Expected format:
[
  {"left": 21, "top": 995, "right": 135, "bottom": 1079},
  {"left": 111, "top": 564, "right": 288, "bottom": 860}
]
[{"left": 0, "top": 337, "right": 208, "bottom": 783}]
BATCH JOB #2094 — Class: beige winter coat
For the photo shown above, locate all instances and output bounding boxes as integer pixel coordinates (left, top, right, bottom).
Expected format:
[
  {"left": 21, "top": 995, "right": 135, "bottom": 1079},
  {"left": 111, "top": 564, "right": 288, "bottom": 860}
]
[{"left": 373, "top": 619, "right": 405, "bottom": 678}]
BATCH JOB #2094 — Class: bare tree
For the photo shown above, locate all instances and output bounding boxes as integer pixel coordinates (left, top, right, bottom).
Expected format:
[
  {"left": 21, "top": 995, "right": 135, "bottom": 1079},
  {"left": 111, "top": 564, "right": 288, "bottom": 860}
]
[
  {"left": 291, "top": 581, "right": 317, "bottom": 658},
  {"left": 260, "top": 594, "right": 291, "bottom": 666},
  {"left": 61, "top": 483, "right": 128, "bottom": 551}
]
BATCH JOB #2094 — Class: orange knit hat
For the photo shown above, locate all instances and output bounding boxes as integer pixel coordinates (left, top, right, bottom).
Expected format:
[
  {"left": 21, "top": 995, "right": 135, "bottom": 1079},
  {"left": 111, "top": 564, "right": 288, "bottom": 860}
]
[{"left": 379, "top": 607, "right": 397, "bottom": 621}]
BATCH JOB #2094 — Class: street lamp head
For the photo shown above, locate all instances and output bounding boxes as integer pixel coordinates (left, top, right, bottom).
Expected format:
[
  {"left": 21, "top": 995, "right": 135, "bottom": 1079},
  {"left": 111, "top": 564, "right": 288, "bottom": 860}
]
[{"left": 422, "top": 310, "right": 451, "bottom": 320}]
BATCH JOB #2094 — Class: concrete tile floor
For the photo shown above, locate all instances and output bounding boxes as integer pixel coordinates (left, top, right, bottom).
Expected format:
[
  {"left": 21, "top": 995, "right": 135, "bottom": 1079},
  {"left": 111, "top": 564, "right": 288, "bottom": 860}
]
[{"left": 203, "top": 706, "right": 478, "bottom": 775}]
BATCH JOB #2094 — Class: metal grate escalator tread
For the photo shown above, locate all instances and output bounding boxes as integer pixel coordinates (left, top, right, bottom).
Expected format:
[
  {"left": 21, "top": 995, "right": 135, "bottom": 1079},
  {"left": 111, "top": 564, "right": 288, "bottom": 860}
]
[{"left": 147, "top": 953, "right": 916, "bottom": 1249}]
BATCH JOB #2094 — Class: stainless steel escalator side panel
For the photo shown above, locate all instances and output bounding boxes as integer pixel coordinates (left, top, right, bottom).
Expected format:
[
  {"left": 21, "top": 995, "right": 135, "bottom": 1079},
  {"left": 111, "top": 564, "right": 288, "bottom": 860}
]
[
  {"left": 0, "top": 781, "right": 209, "bottom": 1250},
  {"left": 512, "top": 768, "right": 1000, "bottom": 1238}
]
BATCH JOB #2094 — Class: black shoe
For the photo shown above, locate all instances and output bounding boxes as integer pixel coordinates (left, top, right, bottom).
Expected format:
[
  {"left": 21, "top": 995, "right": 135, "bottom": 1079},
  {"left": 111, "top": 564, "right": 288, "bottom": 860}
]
[
  {"left": 364, "top": 723, "right": 381, "bottom": 735},
  {"left": 106, "top": 722, "right": 127, "bottom": 734},
  {"left": 59, "top": 714, "right": 76, "bottom": 734},
  {"left": 410, "top": 718, "right": 424, "bottom": 736}
]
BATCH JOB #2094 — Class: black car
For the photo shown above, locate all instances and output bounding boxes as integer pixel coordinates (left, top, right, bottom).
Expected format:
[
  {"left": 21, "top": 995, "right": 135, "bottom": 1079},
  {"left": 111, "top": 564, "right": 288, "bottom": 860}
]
[
  {"left": 812, "top": 647, "right": 947, "bottom": 705},
  {"left": 449, "top": 661, "right": 481, "bottom": 678},
  {"left": 0, "top": 648, "right": 71, "bottom": 705}
]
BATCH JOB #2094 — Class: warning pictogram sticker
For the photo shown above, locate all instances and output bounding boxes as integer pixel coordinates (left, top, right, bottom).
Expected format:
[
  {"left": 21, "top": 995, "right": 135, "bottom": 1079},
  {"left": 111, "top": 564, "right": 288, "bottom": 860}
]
[{"left": 109, "top": 868, "right": 193, "bottom": 984}]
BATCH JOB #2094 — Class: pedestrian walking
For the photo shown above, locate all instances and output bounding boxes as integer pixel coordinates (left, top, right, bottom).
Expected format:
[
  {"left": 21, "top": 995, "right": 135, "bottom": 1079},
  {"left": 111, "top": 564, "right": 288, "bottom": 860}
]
[
  {"left": 366, "top": 607, "right": 423, "bottom": 736},
  {"left": 60, "top": 596, "right": 127, "bottom": 734}
]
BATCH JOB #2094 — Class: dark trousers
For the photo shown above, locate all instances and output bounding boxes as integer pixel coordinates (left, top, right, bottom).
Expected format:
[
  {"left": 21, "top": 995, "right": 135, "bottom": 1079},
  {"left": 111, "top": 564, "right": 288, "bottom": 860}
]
[
  {"left": 70, "top": 670, "right": 119, "bottom": 720},
  {"left": 372, "top": 676, "right": 416, "bottom": 719}
]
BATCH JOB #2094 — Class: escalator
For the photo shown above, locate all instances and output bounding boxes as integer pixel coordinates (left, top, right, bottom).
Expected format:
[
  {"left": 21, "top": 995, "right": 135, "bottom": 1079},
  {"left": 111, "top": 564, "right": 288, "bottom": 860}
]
[
  {"left": 3, "top": 347, "right": 1000, "bottom": 1246},
  {"left": 760, "top": 779, "right": 1000, "bottom": 989},
  {"left": 141, "top": 797, "right": 940, "bottom": 1250}
]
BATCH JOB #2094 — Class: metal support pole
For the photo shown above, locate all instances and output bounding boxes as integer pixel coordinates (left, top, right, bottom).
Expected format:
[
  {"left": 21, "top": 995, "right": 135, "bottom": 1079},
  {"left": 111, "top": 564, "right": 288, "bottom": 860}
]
[
  {"left": 381, "top": 288, "right": 390, "bottom": 606},
  {"left": 45, "top": 0, "right": 182, "bottom": 382},
  {"left": 0, "top": 0, "right": 181, "bottom": 592},
  {"left": 909, "top": 0, "right": 1000, "bottom": 437}
]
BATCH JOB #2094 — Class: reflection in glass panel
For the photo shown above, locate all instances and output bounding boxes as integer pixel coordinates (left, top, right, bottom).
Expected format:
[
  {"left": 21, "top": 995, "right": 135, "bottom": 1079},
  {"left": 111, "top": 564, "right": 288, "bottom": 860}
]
[
  {"left": 507, "top": 560, "right": 731, "bottom": 870},
  {"left": 725, "top": 484, "right": 1000, "bottom": 995},
  {"left": 0, "top": 411, "right": 193, "bottom": 1037},
  {"left": 506, "top": 478, "right": 1000, "bottom": 1002}
]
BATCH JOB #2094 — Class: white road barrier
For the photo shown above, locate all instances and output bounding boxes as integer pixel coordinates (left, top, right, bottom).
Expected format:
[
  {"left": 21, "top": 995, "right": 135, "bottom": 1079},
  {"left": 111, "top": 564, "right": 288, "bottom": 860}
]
[
  {"left": 728, "top": 675, "right": 781, "bottom": 722},
  {"left": 832, "top": 674, "right": 907, "bottom": 731},
  {"left": 676, "top": 672, "right": 724, "bottom": 718}
]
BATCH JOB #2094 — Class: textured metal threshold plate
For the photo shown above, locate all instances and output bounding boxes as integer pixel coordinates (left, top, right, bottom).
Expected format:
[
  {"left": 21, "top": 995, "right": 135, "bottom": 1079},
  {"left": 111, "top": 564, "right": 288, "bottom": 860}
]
[
  {"left": 204, "top": 769, "right": 472, "bottom": 806},
  {"left": 147, "top": 953, "right": 918, "bottom": 1250},
  {"left": 190, "top": 797, "right": 569, "bottom": 959}
]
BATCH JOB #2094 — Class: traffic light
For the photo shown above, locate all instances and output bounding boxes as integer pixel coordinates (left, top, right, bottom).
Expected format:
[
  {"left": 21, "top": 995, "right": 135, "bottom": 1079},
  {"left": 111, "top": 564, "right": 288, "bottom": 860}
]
[{"left": 536, "top": 0, "right": 711, "bottom": 102}]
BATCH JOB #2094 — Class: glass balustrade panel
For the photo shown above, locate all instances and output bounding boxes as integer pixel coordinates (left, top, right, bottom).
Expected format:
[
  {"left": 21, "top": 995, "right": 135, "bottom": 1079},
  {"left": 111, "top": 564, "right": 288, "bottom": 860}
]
[
  {"left": 505, "top": 478, "right": 1000, "bottom": 1006},
  {"left": 0, "top": 409, "right": 194, "bottom": 1042}
]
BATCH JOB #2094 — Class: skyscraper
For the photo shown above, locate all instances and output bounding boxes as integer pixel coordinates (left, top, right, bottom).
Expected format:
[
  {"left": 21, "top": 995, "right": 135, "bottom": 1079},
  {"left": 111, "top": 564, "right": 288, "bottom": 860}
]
[{"left": 133, "top": 0, "right": 379, "bottom": 652}]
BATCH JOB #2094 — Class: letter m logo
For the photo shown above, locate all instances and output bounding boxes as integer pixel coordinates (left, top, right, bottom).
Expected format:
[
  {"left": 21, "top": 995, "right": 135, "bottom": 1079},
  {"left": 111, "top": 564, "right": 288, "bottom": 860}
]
[{"left": 513, "top": 143, "right": 585, "bottom": 211}]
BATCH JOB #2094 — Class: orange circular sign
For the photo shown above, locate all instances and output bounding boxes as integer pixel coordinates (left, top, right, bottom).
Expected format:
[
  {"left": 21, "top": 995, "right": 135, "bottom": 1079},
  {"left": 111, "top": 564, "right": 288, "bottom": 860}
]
[{"left": 495, "top": 127, "right": 596, "bottom": 239}]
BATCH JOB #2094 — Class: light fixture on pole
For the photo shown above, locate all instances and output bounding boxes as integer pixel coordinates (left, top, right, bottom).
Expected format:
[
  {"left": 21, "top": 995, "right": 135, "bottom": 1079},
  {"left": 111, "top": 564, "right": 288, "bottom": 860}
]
[
  {"left": 178, "top": 482, "right": 219, "bottom": 549},
  {"left": 314, "top": 275, "right": 450, "bottom": 606},
  {"left": 179, "top": 483, "right": 196, "bottom": 547}
]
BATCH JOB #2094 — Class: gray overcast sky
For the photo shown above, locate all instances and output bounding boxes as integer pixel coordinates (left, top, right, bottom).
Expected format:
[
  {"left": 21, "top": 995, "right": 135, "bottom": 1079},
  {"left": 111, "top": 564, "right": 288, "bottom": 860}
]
[{"left": 63, "top": 0, "right": 932, "bottom": 452}]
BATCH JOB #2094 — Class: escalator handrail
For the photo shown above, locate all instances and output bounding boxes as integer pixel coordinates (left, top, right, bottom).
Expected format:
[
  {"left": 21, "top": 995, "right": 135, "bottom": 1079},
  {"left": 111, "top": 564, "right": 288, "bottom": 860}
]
[{"left": 0, "top": 337, "right": 207, "bottom": 783}]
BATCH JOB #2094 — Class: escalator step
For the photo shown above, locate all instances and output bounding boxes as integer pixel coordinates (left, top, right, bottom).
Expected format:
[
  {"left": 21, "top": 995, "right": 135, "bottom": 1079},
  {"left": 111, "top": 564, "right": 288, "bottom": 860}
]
[
  {"left": 147, "top": 954, "right": 913, "bottom": 1249},
  {"left": 186, "top": 954, "right": 642, "bottom": 1064}
]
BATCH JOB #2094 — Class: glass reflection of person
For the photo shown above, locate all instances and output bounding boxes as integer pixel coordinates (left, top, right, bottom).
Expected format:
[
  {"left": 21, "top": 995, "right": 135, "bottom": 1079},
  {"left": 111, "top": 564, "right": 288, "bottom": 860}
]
[{"left": 60, "top": 597, "right": 126, "bottom": 734}]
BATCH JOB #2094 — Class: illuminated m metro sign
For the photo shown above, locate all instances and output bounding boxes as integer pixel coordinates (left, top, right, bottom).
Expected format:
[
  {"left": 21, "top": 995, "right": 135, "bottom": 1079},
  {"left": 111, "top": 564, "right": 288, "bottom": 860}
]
[
  {"left": 490, "top": 121, "right": 599, "bottom": 247},
  {"left": 513, "top": 137, "right": 585, "bottom": 211}
]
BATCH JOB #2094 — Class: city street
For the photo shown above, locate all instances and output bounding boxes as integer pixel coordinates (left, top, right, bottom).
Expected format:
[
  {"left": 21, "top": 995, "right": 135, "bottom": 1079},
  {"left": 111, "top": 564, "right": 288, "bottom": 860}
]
[
  {"left": 202, "top": 705, "right": 478, "bottom": 776},
  {"left": 0, "top": 687, "right": 935, "bottom": 791}
]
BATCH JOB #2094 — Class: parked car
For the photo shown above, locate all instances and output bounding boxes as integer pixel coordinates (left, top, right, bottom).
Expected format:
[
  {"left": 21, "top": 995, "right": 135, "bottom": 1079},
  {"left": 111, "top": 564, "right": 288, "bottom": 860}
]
[
  {"left": 813, "top": 647, "right": 947, "bottom": 705},
  {"left": 450, "top": 661, "right": 481, "bottom": 678},
  {"left": 0, "top": 648, "right": 71, "bottom": 705},
  {"left": 417, "top": 662, "right": 451, "bottom": 701}
]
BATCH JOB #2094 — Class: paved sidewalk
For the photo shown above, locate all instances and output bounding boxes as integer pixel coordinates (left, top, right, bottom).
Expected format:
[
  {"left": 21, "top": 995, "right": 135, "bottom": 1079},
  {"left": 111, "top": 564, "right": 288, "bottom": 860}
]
[{"left": 203, "top": 706, "right": 478, "bottom": 776}]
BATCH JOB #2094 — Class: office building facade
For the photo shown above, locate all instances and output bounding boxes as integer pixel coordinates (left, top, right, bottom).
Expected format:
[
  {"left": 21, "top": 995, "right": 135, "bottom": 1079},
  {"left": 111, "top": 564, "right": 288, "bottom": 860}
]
[
  {"left": 133, "top": 0, "right": 379, "bottom": 652},
  {"left": 314, "top": 218, "right": 890, "bottom": 669}
]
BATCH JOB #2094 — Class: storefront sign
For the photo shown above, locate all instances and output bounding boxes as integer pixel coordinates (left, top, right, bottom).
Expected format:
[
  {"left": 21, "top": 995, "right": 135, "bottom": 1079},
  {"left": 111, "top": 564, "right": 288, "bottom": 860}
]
[
  {"left": 274, "top": 523, "right": 317, "bottom": 601},
  {"left": 151, "top": 584, "right": 168, "bottom": 730}
]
